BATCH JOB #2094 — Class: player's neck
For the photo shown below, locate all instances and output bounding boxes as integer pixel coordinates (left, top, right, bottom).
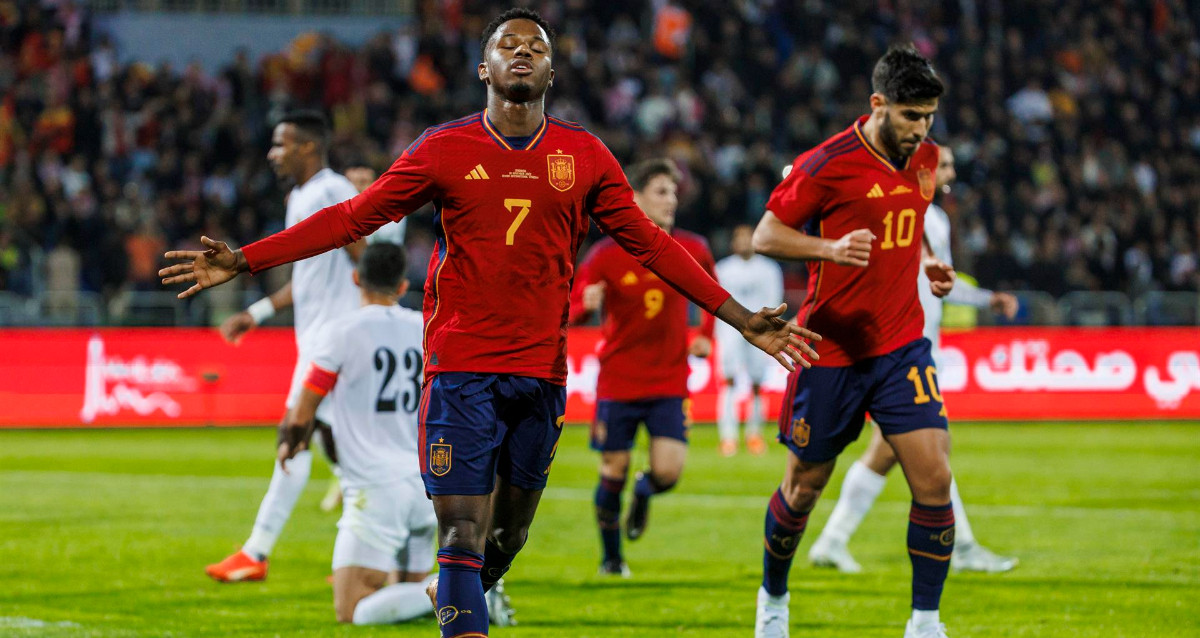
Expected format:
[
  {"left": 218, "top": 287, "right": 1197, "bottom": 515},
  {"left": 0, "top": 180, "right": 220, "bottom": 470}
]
[
  {"left": 485, "top": 93, "right": 545, "bottom": 137},
  {"left": 293, "top": 161, "right": 326, "bottom": 188},
  {"left": 361, "top": 293, "right": 399, "bottom": 307}
]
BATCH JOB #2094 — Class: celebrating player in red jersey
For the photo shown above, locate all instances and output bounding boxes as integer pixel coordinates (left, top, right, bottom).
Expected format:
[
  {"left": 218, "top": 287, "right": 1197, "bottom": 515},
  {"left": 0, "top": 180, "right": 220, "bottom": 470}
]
[
  {"left": 161, "top": 9, "right": 819, "bottom": 636},
  {"left": 569, "top": 159, "right": 715, "bottom": 577},
  {"left": 750, "top": 46, "right": 958, "bottom": 638}
]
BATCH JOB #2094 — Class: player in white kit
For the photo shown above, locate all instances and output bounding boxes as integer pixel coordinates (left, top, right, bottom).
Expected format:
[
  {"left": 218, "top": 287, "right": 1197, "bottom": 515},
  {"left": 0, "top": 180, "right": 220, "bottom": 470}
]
[
  {"left": 277, "top": 242, "right": 436, "bottom": 624},
  {"left": 715, "top": 225, "right": 784, "bottom": 457},
  {"left": 206, "top": 113, "right": 403, "bottom": 583},
  {"left": 807, "top": 146, "right": 1021, "bottom": 574}
]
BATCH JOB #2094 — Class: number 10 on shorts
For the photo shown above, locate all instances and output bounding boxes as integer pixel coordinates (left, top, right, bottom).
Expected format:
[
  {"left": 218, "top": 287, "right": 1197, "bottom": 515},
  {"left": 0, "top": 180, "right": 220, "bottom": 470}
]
[{"left": 907, "top": 365, "right": 946, "bottom": 417}]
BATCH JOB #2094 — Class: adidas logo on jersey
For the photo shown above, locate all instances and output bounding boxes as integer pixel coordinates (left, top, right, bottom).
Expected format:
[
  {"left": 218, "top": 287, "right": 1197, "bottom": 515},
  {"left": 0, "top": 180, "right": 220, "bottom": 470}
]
[
  {"left": 464, "top": 164, "right": 490, "bottom": 180},
  {"left": 867, "top": 183, "right": 885, "bottom": 198},
  {"left": 889, "top": 184, "right": 913, "bottom": 195}
]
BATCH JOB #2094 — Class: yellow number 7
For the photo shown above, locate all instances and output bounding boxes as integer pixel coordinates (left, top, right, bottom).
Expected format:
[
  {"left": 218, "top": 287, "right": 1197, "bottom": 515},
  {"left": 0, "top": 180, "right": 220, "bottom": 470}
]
[{"left": 504, "top": 199, "right": 532, "bottom": 245}]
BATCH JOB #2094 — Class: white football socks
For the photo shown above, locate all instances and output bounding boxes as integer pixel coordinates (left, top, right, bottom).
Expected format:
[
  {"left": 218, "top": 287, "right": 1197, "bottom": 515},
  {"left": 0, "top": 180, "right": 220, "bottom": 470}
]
[
  {"left": 949, "top": 477, "right": 975, "bottom": 547},
  {"left": 352, "top": 578, "right": 436, "bottom": 624},
  {"left": 911, "top": 608, "right": 940, "bottom": 628},
  {"left": 717, "top": 385, "right": 739, "bottom": 442},
  {"left": 747, "top": 394, "right": 764, "bottom": 437},
  {"left": 243, "top": 450, "right": 312, "bottom": 559},
  {"left": 819, "top": 460, "right": 887, "bottom": 543}
]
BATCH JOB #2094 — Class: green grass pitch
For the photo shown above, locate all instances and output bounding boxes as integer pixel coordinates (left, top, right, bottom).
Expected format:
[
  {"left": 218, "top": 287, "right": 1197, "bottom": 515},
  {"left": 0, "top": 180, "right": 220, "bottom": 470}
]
[{"left": 1, "top": 423, "right": 1198, "bottom": 637}]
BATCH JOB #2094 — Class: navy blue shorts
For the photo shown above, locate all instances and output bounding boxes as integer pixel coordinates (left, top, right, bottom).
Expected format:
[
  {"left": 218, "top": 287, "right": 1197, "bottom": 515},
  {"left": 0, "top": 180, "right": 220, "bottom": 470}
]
[
  {"left": 590, "top": 397, "right": 690, "bottom": 452},
  {"left": 777, "top": 338, "right": 948, "bottom": 463},
  {"left": 419, "top": 372, "right": 567, "bottom": 496}
]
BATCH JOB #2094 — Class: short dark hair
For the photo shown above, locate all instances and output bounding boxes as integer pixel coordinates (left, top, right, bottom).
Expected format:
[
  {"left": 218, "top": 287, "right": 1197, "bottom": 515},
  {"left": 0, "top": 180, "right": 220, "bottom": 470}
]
[
  {"left": 871, "top": 45, "right": 945, "bottom": 104},
  {"left": 278, "top": 110, "right": 330, "bottom": 150},
  {"left": 480, "top": 8, "right": 555, "bottom": 58},
  {"left": 627, "top": 159, "right": 682, "bottom": 193},
  {"left": 357, "top": 242, "right": 408, "bottom": 295}
]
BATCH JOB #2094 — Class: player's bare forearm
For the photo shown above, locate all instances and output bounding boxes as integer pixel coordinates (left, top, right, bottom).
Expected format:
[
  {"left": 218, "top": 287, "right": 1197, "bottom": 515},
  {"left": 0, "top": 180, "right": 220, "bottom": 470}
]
[
  {"left": 754, "top": 212, "right": 874, "bottom": 267},
  {"left": 278, "top": 390, "right": 321, "bottom": 472},
  {"left": 752, "top": 213, "right": 831, "bottom": 261},
  {"left": 268, "top": 280, "right": 293, "bottom": 311}
]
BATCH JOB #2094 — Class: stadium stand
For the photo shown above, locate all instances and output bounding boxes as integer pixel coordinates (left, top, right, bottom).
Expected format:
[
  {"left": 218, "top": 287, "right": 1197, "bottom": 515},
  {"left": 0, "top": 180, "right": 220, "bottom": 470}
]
[{"left": 0, "top": 0, "right": 1196, "bottom": 325}]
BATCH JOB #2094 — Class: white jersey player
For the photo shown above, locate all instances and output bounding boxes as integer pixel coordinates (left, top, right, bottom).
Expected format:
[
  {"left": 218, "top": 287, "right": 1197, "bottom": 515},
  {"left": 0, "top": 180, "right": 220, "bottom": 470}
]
[
  {"left": 279, "top": 243, "right": 436, "bottom": 625},
  {"left": 714, "top": 224, "right": 784, "bottom": 456},
  {"left": 808, "top": 145, "right": 1020, "bottom": 575},
  {"left": 207, "top": 112, "right": 367, "bottom": 583}
]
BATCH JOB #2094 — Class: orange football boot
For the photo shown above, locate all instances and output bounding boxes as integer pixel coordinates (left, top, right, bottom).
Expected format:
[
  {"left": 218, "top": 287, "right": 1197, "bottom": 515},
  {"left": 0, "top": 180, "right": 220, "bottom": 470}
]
[
  {"left": 205, "top": 549, "right": 268, "bottom": 583},
  {"left": 746, "top": 434, "right": 767, "bottom": 456},
  {"left": 719, "top": 439, "right": 738, "bottom": 457}
]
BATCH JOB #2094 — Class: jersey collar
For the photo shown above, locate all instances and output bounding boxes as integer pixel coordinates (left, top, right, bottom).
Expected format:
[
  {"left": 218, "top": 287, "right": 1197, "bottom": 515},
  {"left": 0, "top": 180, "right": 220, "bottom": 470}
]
[
  {"left": 853, "top": 115, "right": 910, "bottom": 172},
  {"left": 481, "top": 109, "right": 548, "bottom": 151}
]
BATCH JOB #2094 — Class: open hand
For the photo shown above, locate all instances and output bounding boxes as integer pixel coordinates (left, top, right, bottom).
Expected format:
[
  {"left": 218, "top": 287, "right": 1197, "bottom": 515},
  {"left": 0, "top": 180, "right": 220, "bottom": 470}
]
[
  {"left": 160, "top": 236, "right": 246, "bottom": 299},
  {"left": 688, "top": 335, "right": 712, "bottom": 358},
  {"left": 741, "top": 303, "right": 821, "bottom": 372},
  {"left": 924, "top": 257, "right": 956, "bottom": 298}
]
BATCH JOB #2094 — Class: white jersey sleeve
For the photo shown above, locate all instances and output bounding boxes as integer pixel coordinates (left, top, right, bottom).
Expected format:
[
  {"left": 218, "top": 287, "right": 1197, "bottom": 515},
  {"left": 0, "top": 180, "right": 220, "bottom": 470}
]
[
  {"left": 367, "top": 218, "right": 407, "bottom": 245},
  {"left": 918, "top": 203, "right": 951, "bottom": 342},
  {"left": 286, "top": 169, "right": 363, "bottom": 355},
  {"left": 324, "top": 305, "right": 425, "bottom": 489}
]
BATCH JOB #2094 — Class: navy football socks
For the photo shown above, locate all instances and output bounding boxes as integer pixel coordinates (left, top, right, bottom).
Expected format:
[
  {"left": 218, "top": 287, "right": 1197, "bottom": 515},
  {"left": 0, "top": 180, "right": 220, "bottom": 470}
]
[
  {"left": 908, "top": 501, "right": 955, "bottom": 611},
  {"left": 479, "top": 538, "right": 517, "bottom": 593},
  {"left": 634, "top": 471, "right": 675, "bottom": 497},
  {"left": 594, "top": 475, "right": 625, "bottom": 563},
  {"left": 435, "top": 547, "right": 489, "bottom": 636},
  {"left": 762, "top": 487, "right": 809, "bottom": 596}
]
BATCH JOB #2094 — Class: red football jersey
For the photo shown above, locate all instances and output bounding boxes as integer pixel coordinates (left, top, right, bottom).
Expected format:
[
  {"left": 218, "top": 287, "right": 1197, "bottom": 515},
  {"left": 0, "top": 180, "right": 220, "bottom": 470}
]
[
  {"left": 241, "top": 110, "right": 730, "bottom": 384},
  {"left": 766, "top": 115, "right": 940, "bottom": 366},
  {"left": 570, "top": 231, "right": 716, "bottom": 401}
]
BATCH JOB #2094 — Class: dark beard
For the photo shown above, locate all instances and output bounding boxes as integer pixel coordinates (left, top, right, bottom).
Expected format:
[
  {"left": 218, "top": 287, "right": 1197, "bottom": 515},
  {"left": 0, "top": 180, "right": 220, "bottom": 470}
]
[{"left": 879, "top": 112, "right": 905, "bottom": 159}]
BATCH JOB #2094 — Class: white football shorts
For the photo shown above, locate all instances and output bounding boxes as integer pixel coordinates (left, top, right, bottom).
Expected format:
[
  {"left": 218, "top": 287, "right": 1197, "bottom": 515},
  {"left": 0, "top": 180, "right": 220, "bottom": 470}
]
[{"left": 332, "top": 476, "right": 437, "bottom": 574}]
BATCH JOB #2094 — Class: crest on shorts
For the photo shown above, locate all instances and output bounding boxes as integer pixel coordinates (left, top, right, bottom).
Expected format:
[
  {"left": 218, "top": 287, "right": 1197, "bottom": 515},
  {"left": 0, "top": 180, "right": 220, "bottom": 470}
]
[
  {"left": 917, "top": 168, "right": 935, "bottom": 201},
  {"left": 592, "top": 420, "right": 608, "bottom": 446},
  {"left": 547, "top": 152, "right": 575, "bottom": 192},
  {"left": 791, "top": 418, "right": 810, "bottom": 448},
  {"left": 430, "top": 440, "right": 451, "bottom": 476}
]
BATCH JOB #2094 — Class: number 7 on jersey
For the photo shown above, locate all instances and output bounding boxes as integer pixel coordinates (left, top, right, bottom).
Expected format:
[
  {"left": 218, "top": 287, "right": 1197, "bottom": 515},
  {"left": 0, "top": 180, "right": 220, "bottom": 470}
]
[{"left": 504, "top": 199, "right": 532, "bottom": 245}]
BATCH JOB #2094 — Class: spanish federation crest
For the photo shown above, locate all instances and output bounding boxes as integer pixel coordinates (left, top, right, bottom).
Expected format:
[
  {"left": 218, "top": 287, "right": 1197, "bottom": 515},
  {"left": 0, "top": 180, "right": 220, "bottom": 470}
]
[
  {"left": 547, "top": 152, "right": 575, "bottom": 192},
  {"left": 430, "top": 441, "right": 452, "bottom": 476},
  {"left": 917, "top": 167, "right": 935, "bottom": 201},
  {"left": 791, "top": 418, "right": 810, "bottom": 448}
]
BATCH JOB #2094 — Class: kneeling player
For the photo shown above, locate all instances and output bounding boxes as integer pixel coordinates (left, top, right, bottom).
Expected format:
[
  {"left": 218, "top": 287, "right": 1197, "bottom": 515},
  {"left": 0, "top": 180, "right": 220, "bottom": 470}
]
[
  {"left": 570, "top": 159, "right": 716, "bottom": 576},
  {"left": 279, "top": 243, "right": 435, "bottom": 625}
]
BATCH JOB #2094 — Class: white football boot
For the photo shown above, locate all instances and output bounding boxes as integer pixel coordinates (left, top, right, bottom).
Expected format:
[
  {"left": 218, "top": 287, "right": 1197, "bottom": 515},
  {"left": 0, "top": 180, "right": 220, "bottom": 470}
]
[
  {"left": 754, "top": 586, "right": 790, "bottom": 638},
  {"left": 807, "top": 535, "right": 863, "bottom": 574},
  {"left": 952, "top": 542, "right": 1018, "bottom": 573},
  {"left": 904, "top": 618, "right": 949, "bottom": 637}
]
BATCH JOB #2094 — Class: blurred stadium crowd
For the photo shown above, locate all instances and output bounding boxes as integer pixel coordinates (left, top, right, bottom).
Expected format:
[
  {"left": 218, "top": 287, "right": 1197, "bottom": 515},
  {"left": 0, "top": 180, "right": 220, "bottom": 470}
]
[{"left": 0, "top": 0, "right": 1197, "bottom": 311}]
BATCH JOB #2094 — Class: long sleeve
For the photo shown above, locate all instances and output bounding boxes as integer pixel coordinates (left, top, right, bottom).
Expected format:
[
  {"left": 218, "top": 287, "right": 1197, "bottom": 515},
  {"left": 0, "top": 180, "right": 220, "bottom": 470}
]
[
  {"left": 696, "top": 243, "right": 717, "bottom": 338},
  {"left": 586, "top": 140, "right": 730, "bottom": 314},
  {"left": 945, "top": 276, "right": 994, "bottom": 308},
  {"left": 242, "top": 134, "right": 440, "bottom": 274}
]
